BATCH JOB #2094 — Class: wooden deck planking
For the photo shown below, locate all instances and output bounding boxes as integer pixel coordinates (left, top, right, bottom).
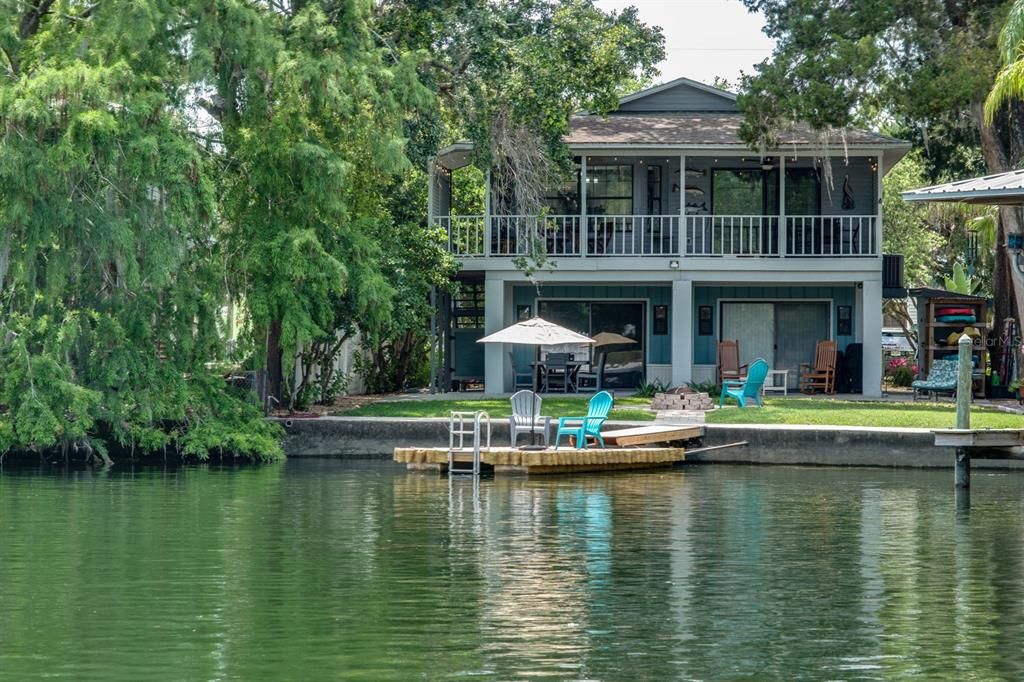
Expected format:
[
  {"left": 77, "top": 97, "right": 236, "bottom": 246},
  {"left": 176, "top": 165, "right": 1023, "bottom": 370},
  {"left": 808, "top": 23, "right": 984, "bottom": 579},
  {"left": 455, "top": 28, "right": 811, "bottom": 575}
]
[
  {"left": 394, "top": 445, "right": 687, "bottom": 474},
  {"left": 601, "top": 425, "right": 702, "bottom": 447},
  {"left": 932, "top": 429, "right": 1024, "bottom": 448}
]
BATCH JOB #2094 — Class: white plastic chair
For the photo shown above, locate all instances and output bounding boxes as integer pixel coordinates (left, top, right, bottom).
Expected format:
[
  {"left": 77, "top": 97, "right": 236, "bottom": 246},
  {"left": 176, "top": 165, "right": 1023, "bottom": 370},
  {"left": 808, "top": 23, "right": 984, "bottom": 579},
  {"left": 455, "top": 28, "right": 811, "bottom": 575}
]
[{"left": 509, "top": 390, "right": 551, "bottom": 446}]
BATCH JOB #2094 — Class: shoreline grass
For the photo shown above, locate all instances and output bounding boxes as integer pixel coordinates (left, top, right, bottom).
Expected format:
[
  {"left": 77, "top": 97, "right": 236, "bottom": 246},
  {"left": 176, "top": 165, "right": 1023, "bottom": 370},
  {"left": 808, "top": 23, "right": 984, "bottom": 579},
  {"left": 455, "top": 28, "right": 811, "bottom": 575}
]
[
  {"left": 335, "top": 395, "right": 1023, "bottom": 430},
  {"left": 334, "top": 396, "right": 656, "bottom": 421},
  {"left": 707, "top": 399, "right": 1023, "bottom": 429}
]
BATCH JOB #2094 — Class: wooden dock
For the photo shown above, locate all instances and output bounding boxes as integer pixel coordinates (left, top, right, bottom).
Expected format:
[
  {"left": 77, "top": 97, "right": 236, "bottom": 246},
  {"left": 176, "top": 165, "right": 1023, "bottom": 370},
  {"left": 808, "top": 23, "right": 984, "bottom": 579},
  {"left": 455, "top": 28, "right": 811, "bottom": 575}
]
[
  {"left": 601, "top": 424, "right": 702, "bottom": 447},
  {"left": 933, "top": 427, "right": 1024, "bottom": 491},
  {"left": 394, "top": 442, "right": 692, "bottom": 475},
  {"left": 933, "top": 429, "right": 1024, "bottom": 449}
]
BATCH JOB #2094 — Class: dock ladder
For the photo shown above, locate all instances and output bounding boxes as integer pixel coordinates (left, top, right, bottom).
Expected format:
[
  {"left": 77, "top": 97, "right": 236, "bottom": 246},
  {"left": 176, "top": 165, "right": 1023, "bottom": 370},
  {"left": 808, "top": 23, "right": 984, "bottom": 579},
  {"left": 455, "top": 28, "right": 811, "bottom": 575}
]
[{"left": 448, "top": 411, "right": 491, "bottom": 476}]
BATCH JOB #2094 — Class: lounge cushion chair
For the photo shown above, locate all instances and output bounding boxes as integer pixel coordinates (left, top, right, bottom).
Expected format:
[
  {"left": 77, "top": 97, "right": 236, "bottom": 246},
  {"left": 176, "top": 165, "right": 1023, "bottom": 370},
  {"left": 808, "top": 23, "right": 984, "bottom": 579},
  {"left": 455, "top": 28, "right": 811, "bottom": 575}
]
[
  {"left": 720, "top": 358, "right": 769, "bottom": 408},
  {"left": 555, "top": 390, "right": 614, "bottom": 449},
  {"left": 912, "top": 358, "right": 959, "bottom": 400}
]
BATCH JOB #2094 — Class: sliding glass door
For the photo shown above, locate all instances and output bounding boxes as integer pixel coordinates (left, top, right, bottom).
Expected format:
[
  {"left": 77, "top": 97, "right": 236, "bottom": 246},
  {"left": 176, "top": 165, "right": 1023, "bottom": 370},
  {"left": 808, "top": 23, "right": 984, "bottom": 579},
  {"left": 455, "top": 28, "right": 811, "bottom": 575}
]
[{"left": 537, "top": 300, "right": 646, "bottom": 388}]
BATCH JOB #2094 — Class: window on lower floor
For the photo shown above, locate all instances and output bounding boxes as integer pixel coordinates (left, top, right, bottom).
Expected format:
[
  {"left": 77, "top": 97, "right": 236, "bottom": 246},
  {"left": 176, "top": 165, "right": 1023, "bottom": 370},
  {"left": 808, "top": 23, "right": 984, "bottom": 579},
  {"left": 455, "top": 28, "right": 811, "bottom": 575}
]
[{"left": 453, "top": 283, "right": 484, "bottom": 329}]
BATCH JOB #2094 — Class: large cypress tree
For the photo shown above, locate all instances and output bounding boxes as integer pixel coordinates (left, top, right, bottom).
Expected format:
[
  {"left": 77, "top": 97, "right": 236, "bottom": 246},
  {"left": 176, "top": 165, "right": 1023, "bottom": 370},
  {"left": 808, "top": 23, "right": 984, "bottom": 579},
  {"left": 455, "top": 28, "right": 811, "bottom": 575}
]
[
  {"left": 0, "top": 0, "right": 280, "bottom": 461},
  {"left": 190, "top": 0, "right": 432, "bottom": 407}
]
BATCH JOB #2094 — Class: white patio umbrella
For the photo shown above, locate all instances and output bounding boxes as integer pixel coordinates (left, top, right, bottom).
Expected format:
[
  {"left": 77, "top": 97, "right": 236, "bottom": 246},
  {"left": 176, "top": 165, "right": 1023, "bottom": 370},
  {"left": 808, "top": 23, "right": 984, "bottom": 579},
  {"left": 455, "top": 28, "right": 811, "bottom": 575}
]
[{"left": 477, "top": 317, "right": 594, "bottom": 448}]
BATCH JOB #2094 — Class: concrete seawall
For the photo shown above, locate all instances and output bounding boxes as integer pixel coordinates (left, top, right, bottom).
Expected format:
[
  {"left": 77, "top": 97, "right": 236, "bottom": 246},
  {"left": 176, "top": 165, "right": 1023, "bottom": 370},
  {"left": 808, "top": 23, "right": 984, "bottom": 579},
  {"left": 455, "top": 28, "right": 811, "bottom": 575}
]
[{"left": 278, "top": 417, "right": 1024, "bottom": 470}]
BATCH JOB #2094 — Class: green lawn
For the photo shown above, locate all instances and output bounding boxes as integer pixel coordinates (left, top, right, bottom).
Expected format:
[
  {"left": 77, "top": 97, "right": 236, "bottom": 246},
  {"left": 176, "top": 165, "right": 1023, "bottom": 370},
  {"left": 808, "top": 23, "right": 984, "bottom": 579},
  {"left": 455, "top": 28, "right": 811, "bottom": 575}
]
[
  {"left": 337, "top": 395, "right": 1024, "bottom": 430},
  {"left": 707, "top": 398, "right": 1024, "bottom": 429},
  {"left": 334, "top": 396, "right": 656, "bottom": 421}
]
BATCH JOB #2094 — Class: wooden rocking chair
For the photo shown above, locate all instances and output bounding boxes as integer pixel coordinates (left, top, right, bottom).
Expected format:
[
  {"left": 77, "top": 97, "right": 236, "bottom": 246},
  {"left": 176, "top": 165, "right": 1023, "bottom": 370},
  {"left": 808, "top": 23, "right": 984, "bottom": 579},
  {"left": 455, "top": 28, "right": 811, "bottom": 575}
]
[
  {"left": 799, "top": 340, "right": 838, "bottom": 394},
  {"left": 717, "top": 339, "right": 748, "bottom": 385}
]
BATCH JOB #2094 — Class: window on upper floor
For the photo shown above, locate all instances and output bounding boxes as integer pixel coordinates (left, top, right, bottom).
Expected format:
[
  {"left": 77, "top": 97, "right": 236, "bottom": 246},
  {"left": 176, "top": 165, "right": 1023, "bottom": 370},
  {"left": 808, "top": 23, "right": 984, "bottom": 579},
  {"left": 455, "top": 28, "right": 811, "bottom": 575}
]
[
  {"left": 712, "top": 169, "right": 766, "bottom": 215},
  {"left": 713, "top": 168, "right": 819, "bottom": 216},
  {"left": 543, "top": 170, "right": 580, "bottom": 215},
  {"left": 785, "top": 169, "right": 820, "bottom": 215},
  {"left": 586, "top": 165, "right": 633, "bottom": 215}
]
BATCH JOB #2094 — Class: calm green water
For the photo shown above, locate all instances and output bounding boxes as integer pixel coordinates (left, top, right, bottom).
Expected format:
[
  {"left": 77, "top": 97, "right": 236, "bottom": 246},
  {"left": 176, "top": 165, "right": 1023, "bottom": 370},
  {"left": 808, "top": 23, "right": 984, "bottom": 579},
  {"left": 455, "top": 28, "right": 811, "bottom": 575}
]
[{"left": 3, "top": 460, "right": 1024, "bottom": 680}]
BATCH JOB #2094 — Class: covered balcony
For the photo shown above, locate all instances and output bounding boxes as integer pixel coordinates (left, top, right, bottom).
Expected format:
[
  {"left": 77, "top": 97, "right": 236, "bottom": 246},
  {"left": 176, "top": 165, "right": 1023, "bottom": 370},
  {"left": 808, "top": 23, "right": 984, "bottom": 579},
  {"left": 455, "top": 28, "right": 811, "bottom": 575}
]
[{"left": 430, "top": 153, "right": 882, "bottom": 260}]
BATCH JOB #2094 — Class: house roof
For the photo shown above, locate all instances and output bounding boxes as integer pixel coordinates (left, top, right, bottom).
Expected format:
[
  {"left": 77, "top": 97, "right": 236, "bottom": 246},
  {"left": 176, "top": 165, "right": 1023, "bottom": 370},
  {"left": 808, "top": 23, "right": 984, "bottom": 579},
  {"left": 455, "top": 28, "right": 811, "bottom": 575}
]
[
  {"left": 902, "top": 169, "right": 1024, "bottom": 205},
  {"left": 909, "top": 287, "right": 987, "bottom": 302},
  {"left": 618, "top": 76, "right": 737, "bottom": 105},
  {"left": 434, "top": 77, "right": 911, "bottom": 171},
  {"left": 565, "top": 112, "right": 907, "bottom": 149}
]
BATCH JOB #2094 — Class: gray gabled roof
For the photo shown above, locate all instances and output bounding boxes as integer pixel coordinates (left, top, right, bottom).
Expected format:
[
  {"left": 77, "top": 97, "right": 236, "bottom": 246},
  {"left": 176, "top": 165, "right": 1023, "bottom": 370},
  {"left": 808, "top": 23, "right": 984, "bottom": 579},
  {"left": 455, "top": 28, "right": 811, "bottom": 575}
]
[
  {"left": 565, "top": 112, "right": 911, "bottom": 172},
  {"left": 566, "top": 112, "right": 907, "bottom": 148},
  {"left": 434, "top": 77, "right": 911, "bottom": 172},
  {"left": 902, "top": 169, "right": 1024, "bottom": 205},
  {"left": 617, "top": 76, "right": 737, "bottom": 106}
]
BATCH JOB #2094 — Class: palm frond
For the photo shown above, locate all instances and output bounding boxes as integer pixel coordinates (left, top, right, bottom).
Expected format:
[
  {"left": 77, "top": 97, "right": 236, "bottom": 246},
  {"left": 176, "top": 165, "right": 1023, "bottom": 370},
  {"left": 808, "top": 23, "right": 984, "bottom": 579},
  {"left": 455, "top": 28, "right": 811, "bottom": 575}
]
[
  {"left": 970, "top": 213, "right": 997, "bottom": 250},
  {"left": 1000, "top": 0, "right": 1024, "bottom": 65},
  {"left": 984, "top": 59, "right": 1024, "bottom": 124}
]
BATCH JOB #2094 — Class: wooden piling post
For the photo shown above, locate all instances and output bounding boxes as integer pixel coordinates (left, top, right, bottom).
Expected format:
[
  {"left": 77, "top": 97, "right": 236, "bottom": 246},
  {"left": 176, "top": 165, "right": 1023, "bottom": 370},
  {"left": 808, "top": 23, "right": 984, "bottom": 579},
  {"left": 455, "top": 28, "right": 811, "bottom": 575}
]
[
  {"left": 955, "top": 334, "right": 972, "bottom": 488},
  {"left": 955, "top": 447, "right": 970, "bottom": 488}
]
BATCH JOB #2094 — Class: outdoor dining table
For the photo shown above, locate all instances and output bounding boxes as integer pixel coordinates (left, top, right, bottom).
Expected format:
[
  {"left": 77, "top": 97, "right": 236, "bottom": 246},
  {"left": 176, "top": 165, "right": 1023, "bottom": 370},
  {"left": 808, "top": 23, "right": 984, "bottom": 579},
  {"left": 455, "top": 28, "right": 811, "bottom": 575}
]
[{"left": 530, "top": 360, "right": 587, "bottom": 392}]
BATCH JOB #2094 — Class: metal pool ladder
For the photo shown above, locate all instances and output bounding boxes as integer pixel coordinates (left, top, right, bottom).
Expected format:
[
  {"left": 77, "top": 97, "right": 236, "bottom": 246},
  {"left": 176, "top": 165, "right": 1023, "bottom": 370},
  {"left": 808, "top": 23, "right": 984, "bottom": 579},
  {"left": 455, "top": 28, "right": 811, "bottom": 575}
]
[{"left": 448, "top": 411, "right": 491, "bottom": 476}]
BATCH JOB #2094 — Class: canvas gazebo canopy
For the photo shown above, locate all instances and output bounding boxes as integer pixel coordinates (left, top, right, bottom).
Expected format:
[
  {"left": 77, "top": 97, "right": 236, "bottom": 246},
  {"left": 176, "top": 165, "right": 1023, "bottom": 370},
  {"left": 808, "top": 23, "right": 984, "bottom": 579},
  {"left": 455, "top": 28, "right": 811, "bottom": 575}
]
[{"left": 902, "top": 169, "right": 1024, "bottom": 205}]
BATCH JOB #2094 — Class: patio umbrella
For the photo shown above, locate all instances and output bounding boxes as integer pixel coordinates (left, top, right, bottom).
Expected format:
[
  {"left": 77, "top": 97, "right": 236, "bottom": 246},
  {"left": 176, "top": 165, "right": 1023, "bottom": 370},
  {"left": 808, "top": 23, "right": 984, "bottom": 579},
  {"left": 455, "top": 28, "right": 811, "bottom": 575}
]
[
  {"left": 592, "top": 331, "right": 637, "bottom": 347},
  {"left": 477, "top": 317, "right": 594, "bottom": 448}
]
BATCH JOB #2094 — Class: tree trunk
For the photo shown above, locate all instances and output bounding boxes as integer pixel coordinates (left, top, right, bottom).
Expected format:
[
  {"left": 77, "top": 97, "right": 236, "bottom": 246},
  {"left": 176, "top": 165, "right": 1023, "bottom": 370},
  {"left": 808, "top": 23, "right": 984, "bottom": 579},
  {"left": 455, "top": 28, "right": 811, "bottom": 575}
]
[
  {"left": 975, "top": 101, "right": 1023, "bottom": 381},
  {"left": 265, "top": 319, "right": 283, "bottom": 410}
]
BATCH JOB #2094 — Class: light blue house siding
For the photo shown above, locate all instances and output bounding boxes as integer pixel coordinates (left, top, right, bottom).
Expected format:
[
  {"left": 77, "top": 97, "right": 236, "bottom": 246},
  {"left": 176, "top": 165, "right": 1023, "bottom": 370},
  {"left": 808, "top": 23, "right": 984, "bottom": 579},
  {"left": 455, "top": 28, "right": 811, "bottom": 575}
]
[
  {"left": 693, "top": 285, "right": 857, "bottom": 365},
  {"left": 511, "top": 284, "right": 672, "bottom": 367},
  {"left": 452, "top": 328, "right": 484, "bottom": 380},
  {"left": 453, "top": 284, "right": 856, "bottom": 377}
]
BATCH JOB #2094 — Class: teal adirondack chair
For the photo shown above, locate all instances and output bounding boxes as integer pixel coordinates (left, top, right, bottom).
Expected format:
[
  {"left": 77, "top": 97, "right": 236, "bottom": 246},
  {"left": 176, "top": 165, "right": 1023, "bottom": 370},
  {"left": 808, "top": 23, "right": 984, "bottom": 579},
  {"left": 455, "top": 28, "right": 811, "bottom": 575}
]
[
  {"left": 719, "top": 358, "right": 769, "bottom": 408},
  {"left": 555, "top": 390, "right": 614, "bottom": 449}
]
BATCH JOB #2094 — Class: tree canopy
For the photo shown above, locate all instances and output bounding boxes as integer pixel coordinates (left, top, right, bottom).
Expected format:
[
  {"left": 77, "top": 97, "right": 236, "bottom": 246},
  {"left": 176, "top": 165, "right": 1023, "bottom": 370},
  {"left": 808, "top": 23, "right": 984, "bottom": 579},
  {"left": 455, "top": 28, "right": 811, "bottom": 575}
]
[
  {"left": 738, "top": 0, "right": 1024, "bottom": 334},
  {"left": 0, "top": 0, "right": 662, "bottom": 461}
]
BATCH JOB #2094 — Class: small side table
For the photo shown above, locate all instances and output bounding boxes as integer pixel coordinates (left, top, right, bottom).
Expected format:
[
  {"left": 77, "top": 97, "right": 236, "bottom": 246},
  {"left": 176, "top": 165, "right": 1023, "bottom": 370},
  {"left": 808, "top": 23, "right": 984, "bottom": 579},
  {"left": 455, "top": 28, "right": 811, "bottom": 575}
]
[{"left": 763, "top": 369, "right": 789, "bottom": 396}]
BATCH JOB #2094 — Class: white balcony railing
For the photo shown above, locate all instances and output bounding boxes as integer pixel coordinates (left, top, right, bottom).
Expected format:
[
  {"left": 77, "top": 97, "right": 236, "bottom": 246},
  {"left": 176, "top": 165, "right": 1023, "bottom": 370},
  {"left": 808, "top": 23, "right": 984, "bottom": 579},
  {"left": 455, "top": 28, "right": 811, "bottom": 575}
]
[
  {"left": 685, "top": 216, "right": 780, "bottom": 256},
  {"left": 785, "top": 216, "right": 877, "bottom": 256},
  {"left": 491, "top": 215, "right": 582, "bottom": 256},
  {"left": 587, "top": 216, "right": 679, "bottom": 256},
  {"left": 439, "top": 215, "right": 486, "bottom": 257},
  {"left": 435, "top": 214, "right": 879, "bottom": 258}
]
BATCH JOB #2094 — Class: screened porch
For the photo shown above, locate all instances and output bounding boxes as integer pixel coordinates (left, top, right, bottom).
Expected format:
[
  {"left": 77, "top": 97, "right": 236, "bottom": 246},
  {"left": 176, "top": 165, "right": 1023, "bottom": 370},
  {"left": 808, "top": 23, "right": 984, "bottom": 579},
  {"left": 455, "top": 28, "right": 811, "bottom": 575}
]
[{"left": 432, "top": 154, "right": 881, "bottom": 259}]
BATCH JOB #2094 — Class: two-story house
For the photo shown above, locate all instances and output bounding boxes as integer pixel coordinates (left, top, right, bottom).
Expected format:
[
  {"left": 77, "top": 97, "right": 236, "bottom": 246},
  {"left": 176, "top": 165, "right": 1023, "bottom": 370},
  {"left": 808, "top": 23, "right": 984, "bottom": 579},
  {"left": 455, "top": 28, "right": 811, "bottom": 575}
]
[{"left": 429, "top": 77, "right": 910, "bottom": 397}]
